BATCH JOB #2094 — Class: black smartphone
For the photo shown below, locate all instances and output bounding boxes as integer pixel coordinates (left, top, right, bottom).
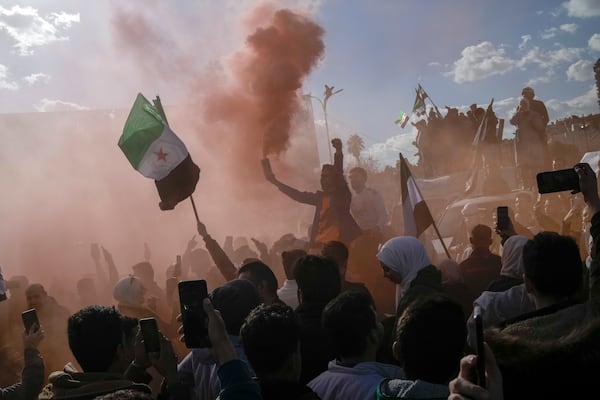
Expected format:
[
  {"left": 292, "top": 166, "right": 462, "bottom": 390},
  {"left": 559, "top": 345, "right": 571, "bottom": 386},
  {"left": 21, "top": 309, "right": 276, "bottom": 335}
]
[
  {"left": 139, "top": 317, "right": 161, "bottom": 355},
  {"left": 21, "top": 308, "right": 39, "bottom": 333},
  {"left": 178, "top": 279, "right": 210, "bottom": 348},
  {"left": 473, "top": 305, "right": 486, "bottom": 389},
  {"left": 496, "top": 206, "right": 509, "bottom": 231},
  {"left": 536, "top": 168, "right": 580, "bottom": 194}
]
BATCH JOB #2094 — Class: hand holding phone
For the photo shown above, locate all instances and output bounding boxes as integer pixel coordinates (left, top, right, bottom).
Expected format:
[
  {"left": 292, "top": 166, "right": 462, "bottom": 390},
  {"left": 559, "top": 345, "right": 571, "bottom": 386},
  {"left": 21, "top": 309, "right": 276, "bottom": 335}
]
[
  {"left": 473, "top": 305, "right": 486, "bottom": 389},
  {"left": 178, "top": 280, "right": 210, "bottom": 348},
  {"left": 22, "top": 308, "right": 40, "bottom": 333},
  {"left": 139, "top": 317, "right": 161, "bottom": 355},
  {"left": 496, "top": 206, "right": 509, "bottom": 231}
]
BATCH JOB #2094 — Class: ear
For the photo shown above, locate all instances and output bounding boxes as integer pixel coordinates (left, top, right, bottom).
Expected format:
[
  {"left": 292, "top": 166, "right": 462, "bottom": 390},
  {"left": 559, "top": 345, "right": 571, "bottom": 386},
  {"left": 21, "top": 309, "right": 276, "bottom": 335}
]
[
  {"left": 392, "top": 340, "right": 401, "bottom": 361},
  {"left": 523, "top": 274, "right": 534, "bottom": 294}
]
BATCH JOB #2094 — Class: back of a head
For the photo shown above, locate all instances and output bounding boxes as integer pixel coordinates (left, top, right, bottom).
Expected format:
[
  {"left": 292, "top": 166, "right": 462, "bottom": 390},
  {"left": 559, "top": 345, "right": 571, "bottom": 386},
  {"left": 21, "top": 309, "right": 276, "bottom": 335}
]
[
  {"left": 394, "top": 293, "right": 466, "bottom": 383},
  {"left": 240, "top": 303, "right": 300, "bottom": 378},
  {"left": 281, "top": 249, "right": 307, "bottom": 279},
  {"left": 211, "top": 279, "right": 260, "bottom": 335},
  {"left": 68, "top": 305, "right": 138, "bottom": 372},
  {"left": 322, "top": 291, "right": 377, "bottom": 359},
  {"left": 470, "top": 224, "right": 492, "bottom": 247},
  {"left": 132, "top": 261, "right": 154, "bottom": 281},
  {"left": 294, "top": 255, "right": 341, "bottom": 304},
  {"left": 523, "top": 232, "right": 582, "bottom": 299},
  {"left": 238, "top": 260, "right": 279, "bottom": 296},
  {"left": 321, "top": 240, "right": 349, "bottom": 270}
]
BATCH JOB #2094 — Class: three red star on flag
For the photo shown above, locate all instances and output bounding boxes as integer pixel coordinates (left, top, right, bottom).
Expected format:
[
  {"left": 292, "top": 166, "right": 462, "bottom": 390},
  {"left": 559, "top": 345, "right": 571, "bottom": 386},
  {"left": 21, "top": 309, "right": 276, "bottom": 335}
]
[{"left": 154, "top": 147, "right": 168, "bottom": 161}]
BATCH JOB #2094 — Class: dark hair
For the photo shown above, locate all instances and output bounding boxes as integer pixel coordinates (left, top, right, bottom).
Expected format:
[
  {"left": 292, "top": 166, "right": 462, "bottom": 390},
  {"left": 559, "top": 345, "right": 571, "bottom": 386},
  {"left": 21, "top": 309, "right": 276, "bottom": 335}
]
[
  {"left": 322, "top": 291, "right": 376, "bottom": 359},
  {"left": 94, "top": 389, "right": 153, "bottom": 400},
  {"left": 281, "top": 249, "right": 307, "bottom": 278},
  {"left": 471, "top": 224, "right": 492, "bottom": 241},
  {"left": 238, "top": 261, "right": 278, "bottom": 295},
  {"left": 240, "top": 303, "right": 300, "bottom": 376},
  {"left": 68, "top": 305, "right": 138, "bottom": 372},
  {"left": 321, "top": 240, "right": 349, "bottom": 268},
  {"left": 210, "top": 279, "right": 260, "bottom": 335},
  {"left": 522, "top": 232, "right": 582, "bottom": 298},
  {"left": 294, "top": 255, "right": 341, "bottom": 304},
  {"left": 395, "top": 293, "right": 466, "bottom": 383}
]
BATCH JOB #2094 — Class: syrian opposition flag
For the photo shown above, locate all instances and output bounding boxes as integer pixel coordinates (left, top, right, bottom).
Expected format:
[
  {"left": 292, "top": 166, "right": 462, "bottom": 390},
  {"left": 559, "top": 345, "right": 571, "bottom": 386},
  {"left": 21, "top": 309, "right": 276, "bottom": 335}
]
[
  {"left": 399, "top": 153, "right": 434, "bottom": 237},
  {"left": 119, "top": 93, "right": 200, "bottom": 210},
  {"left": 395, "top": 111, "right": 410, "bottom": 128}
]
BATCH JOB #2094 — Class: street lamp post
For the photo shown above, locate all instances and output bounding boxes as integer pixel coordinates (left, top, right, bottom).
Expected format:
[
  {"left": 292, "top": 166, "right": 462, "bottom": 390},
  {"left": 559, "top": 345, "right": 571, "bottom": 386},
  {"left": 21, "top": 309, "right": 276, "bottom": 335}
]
[{"left": 310, "top": 84, "right": 343, "bottom": 163}]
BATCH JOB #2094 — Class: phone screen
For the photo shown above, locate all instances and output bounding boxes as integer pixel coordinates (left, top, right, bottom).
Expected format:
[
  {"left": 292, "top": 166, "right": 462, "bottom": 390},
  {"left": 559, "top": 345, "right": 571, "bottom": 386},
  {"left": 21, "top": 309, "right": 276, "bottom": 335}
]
[
  {"left": 139, "top": 317, "right": 161, "bottom": 354},
  {"left": 473, "top": 305, "right": 486, "bottom": 389},
  {"left": 21, "top": 308, "right": 39, "bottom": 333},
  {"left": 496, "top": 206, "right": 509, "bottom": 231},
  {"left": 178, "top": 280, "right": 210, "bottom": 348},
  {"left": 536, "top": 168, "right": 580, "bottom": 194}
]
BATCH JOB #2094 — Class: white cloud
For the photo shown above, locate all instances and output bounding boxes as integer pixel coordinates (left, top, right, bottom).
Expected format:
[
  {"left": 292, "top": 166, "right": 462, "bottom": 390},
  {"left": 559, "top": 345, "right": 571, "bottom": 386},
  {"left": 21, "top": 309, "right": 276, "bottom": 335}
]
[
  {"left": 0, "top": 6, "right": 80, "bottom": 55},
  {"left": 590, "top": 33, "right": 600, "bottom": 52},
  {"left": 366, "top": 131, "right": 418, "bottom": 167},
  {"left": 34, "top": 98, "right": 89, "bottom": 112},
  {"left": 518, "top": 34, "right": 531, "bottom": 50},
  {"left": 22, "top": 72, "right": 50, "bottom": 86},
  {"left": 427, "top": 62, "right": 441, "bottom": 67},
  {"left": 540, "top": 27, "right": 558, "bottom": 39},
  {"left": 526, "top": 69, "right": 555, "bottom": 86},
  {"left": 447, "top": 41, "right": 515, "bottom": 83},
  {"left": 563, "top": 0, "right": 600, "bottom": 17},
  {"left": 566, "top": 60, "right": 594, "bottom": 81},
  {"left": 518, "top": 46, "right": 583, "bottom": 69},
  {"left": 0, "top": 64, "right": 18, "bottom": 90},
  {"left": 546, "top": 85, "right": 599, "bottom": 117},
  {"left": 559, "top": 23, "right": 578, "bottom": 33}
]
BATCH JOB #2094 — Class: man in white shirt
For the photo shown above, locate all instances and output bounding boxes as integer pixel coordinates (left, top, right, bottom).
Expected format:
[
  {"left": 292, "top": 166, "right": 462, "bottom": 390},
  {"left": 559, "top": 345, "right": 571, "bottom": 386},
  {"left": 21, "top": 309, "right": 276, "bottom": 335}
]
[{"left": 349, "top": 167, "right": 388, "bottom": 232}]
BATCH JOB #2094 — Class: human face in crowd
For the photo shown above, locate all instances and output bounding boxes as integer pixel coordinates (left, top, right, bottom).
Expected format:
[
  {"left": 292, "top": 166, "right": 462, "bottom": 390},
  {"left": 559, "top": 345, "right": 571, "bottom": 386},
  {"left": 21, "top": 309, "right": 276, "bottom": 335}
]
[
  {"left": 26, "top": 286, "right": 46, "bottom": 310},
  {"left": 349, "top": 170, "right": 367, "bottom": 192},
  {"left": 381, "top": 261, "right": 403, "bottom": 284}
]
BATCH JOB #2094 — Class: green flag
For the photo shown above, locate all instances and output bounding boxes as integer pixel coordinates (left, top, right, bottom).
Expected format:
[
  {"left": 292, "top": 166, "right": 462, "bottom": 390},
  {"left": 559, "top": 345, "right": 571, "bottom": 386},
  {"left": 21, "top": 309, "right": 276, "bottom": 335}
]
[
  {"left": 395, "top": 111, "right": 409, "bottom": 128},
  {"left": 119, "top": 93, "right": 200, "bottom": 210}
]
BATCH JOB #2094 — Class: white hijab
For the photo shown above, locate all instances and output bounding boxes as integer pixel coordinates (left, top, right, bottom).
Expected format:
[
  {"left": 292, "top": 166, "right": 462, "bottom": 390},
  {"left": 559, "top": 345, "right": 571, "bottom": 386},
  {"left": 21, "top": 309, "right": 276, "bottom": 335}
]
[
  {"left": 500, "top": 235, "right": 528, "bottom": 279},
  {"left": 376, "top": 236, "right": 431, "bottom": 307},
  {"left": 113, "top": 275, "right": 145, "bottom": 305}
]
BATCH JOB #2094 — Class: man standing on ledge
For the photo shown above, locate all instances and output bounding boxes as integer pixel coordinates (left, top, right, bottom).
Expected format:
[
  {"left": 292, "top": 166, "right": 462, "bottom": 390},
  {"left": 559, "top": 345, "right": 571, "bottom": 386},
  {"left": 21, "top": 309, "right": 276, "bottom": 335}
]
[{"left": 264, "top": 138, "right": 362, "bottom": 253}]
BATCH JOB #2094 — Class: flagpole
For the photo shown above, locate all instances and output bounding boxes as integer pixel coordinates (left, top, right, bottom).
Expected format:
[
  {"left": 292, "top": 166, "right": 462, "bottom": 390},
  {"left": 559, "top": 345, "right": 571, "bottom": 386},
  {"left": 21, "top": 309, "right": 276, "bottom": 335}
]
[
  {"left": 400, "top": 153, "right": 452, "bottom": 260},
  {"left": 152, "top": 95, "right": 202, "bottom": 226}
]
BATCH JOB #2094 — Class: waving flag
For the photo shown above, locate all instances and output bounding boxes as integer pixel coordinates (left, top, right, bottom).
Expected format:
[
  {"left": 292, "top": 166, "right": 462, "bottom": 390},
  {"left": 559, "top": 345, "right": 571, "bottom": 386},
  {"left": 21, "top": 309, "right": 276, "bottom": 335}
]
[
  {"left": 395, "top": 111, "right": 409, "bottom": 128},
  {"left": 412, "top": 85, "right": 427, "bottom": 117},
  {"left": 399, "top": 153, "right": 434, "bottom": 237},
  {"left": 119, "top": 93, "right": 200, "bottom": 210}
]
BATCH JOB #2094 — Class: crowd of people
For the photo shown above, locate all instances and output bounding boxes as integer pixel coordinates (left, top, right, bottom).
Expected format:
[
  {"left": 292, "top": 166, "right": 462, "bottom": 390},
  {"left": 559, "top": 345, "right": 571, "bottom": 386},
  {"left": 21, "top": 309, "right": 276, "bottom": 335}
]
[{"left": 1, "top": 85, "right": 600, "bottom": 400}]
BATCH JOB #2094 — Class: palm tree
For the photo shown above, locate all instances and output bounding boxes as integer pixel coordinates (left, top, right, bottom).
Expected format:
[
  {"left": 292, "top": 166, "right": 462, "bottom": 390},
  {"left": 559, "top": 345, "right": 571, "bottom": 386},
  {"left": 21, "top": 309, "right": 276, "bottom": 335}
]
[{"left": 347, "top": 134, "right": 365, "bottom": 166}]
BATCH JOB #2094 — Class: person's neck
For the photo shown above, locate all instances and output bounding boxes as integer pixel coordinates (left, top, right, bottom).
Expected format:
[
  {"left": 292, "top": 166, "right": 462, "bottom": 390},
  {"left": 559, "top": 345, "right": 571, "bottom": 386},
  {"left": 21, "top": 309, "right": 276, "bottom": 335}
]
[
  {"left": 534, "top": 294, "right": 570, "bottom": 310},
  {"left": 337, "top": 348, "right": 375, "bottom": 367}
]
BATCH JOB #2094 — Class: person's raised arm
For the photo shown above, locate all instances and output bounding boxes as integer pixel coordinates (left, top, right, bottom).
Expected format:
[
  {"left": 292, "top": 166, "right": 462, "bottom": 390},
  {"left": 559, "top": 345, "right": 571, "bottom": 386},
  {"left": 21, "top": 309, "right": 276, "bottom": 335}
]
[
  {"left": 101, "top": 246, "right": 119, "bottom": 289},
  {"left": 0, "top": 324, "right": 45, "bottom": 400},
  {"left": 197, "top": 222, "right": 237, "bottom": 281},
  {"left": 261, "top": 158, "right": 319, "bottom": 206}
]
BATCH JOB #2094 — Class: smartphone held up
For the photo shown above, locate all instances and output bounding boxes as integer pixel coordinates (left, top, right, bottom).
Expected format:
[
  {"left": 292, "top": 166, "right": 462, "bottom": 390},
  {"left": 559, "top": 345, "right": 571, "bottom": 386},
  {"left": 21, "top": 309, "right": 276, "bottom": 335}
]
[
  {"left": 139, "top": 317, "right": 161, "bottom": 355},
  {"left": 22, "top": 308, "right": 40, "bottom": 333},
  {"left": 536, "top": 168, "right": 580, "bottom": 194},
  {"left": 178, "top": 279, "right": 210, "bottom": 348}
]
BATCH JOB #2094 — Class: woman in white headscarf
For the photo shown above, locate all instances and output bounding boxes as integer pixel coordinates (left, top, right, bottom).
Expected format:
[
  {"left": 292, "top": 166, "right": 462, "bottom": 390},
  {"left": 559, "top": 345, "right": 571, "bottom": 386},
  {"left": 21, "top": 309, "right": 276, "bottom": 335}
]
[
  {"left": 376, "top": 236, "right": 442, "bottom": 314},
  {"left": 486, "top": 235, "right": 529, "bottom": 292}
]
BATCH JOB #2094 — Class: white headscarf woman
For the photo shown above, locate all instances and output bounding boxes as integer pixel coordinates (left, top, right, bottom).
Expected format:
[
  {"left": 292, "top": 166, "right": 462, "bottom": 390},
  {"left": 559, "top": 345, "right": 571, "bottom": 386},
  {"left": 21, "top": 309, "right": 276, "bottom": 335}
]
[
  {"left": 500, "top": 235, "right": 529, "bottom": 279},
  {"left": 376, "top": 236, "right": 431, "bottom": 309}
]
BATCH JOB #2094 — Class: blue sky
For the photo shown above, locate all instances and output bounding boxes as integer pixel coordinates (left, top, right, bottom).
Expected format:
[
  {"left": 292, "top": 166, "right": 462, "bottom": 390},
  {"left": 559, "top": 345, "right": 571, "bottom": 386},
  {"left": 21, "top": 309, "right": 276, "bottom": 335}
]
[{"left": 1, "top": 0, "right": 599, "bottom": 166}]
